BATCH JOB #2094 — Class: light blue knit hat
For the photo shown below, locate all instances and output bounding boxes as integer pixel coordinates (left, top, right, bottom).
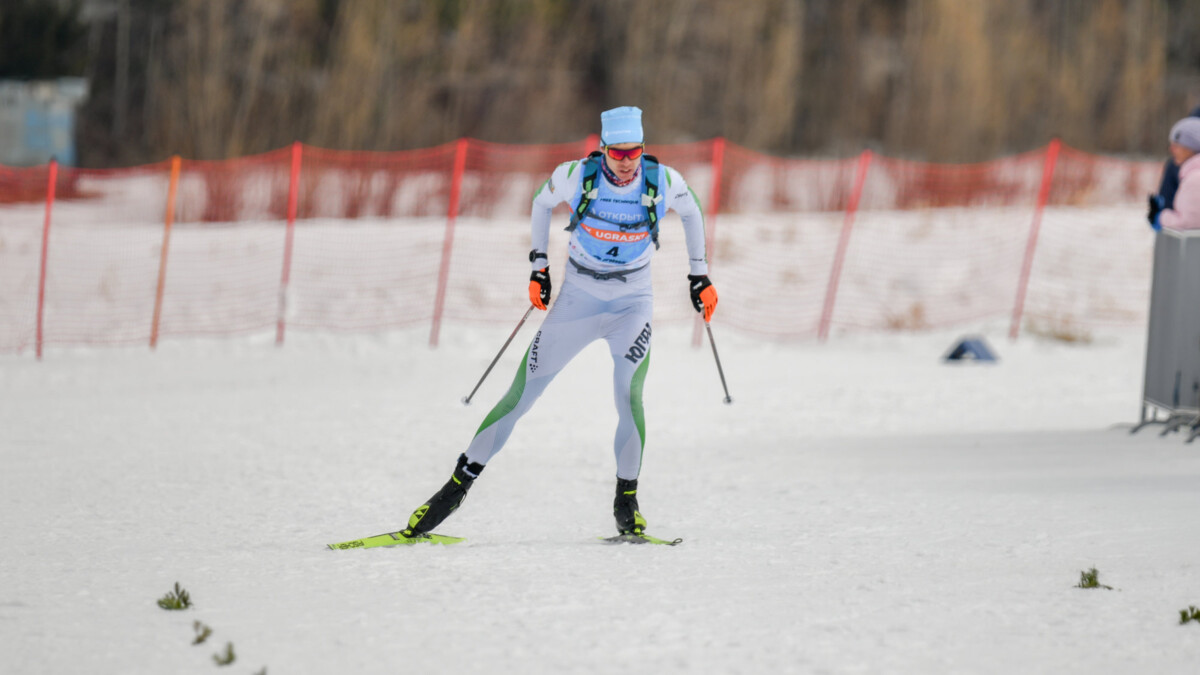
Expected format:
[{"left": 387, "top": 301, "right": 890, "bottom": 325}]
[{"left": 600, "top": 106, "right": 644, "bottom": 145}]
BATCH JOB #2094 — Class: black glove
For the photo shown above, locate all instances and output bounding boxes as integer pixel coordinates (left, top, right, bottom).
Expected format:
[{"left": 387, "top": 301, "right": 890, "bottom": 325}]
[
  {"left": 1147, "top": 194, "right": 1165, "bottom": 231},
  {"left": 687, "top": 274, "right": 717, "bottom": 322},
  {"left": 529, "top": 268, "right": 551, "bottom": 310}
]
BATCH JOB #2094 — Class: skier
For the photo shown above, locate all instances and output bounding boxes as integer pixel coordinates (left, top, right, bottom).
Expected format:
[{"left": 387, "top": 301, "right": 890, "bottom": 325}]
[{"left": 401, "top": 106, "right": 717, "bottom": 539}]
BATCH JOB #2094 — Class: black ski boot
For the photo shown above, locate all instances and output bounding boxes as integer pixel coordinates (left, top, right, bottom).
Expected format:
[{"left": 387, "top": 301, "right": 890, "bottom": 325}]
[
  {"left": 403, "top": 454, "right": 485, "bottom": 536},
  {"left": 613, "top": 477, "right": 647, "bottom": 535}
]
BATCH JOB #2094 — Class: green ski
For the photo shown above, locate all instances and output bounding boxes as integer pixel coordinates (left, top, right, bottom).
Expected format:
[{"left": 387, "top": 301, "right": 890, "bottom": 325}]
[
  {"left": 328, "top": 531, "right": 465, "bottom": 550},
  {"left": 600, "top": 533, "right": 683, "bottom": 546}
]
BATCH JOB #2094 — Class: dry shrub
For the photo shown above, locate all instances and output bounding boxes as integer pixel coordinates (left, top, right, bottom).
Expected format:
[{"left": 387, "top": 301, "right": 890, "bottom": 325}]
[
  {"left": 885, "top": 302, "right": 929, "bottom": 331},
  {"left": 1025, "top": 316, "right": 1094, "bottom": 344},
  {"left": 76, "top": 0, "right": 1184, "bottom": 166}
]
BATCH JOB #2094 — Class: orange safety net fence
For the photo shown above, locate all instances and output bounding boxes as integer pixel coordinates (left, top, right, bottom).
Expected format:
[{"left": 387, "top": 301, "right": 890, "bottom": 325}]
[{"left": 0, "top": 139, "right": 1162, "bottom": 354}]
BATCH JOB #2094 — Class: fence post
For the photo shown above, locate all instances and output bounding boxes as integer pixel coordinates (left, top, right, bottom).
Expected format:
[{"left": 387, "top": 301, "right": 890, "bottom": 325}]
[
  {"left": 1009, "top": 139, "right": 1061, "bottom": 340},
  {"left": 151, "top": 156, "right": 181, "bottom": 349},
  {"left": 693, "top": 137, "right": 727, "bottom": 346},
  {"left": 35, "top": 160, "right": 58, "bottom": 360},
  {"left": 276, "top": 142, "right": 302, "bottom": 346},
  {"left": 430, "top": 138, "right": 470, "bottom": 347},
  {"left": 818, "top": 149, "right": 873, "bottom": 341}
]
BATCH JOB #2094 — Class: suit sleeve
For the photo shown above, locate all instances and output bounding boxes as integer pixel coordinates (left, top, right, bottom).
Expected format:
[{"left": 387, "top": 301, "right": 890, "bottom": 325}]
[
  {"left": 530, "top": 161, "right": 581, "bottom": 271},
  {"left": 663, "top": 166, "right": 709, "bottom": 276}
]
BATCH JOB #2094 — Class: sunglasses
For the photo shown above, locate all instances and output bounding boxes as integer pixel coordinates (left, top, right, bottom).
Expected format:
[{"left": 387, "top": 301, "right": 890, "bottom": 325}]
[{"left": 604, "top": 145, "right": 645, "bottom": 161}]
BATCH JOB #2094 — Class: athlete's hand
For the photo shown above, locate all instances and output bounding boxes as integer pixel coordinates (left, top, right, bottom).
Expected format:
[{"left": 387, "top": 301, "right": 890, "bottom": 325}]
[
  {"left": 530, "top": 268, "right": 551, "bottom": 310},
  {"left": 688, "top": 274, "right": 717, "bottom": 322}
]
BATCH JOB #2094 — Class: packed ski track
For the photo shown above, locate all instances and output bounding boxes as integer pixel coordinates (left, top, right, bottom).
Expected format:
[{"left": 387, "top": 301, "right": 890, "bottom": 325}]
[{"left": 3, "top": 322, "right": 1200, "bottom": 674}]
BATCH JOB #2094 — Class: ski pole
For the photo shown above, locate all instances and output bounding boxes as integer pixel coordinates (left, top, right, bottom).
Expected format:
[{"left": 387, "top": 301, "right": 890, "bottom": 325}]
[
  {"left": 704, "top": 321, "right": 733, "bottom": 405},
  {"left": 462, "top": 305, "right": 536, "bottom": 405}
]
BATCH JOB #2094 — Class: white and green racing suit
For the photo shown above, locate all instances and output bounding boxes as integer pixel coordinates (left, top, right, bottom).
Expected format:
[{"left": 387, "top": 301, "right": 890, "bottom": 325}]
[{"left": 464, "top": 156, "right": 708, "bottom": 480}]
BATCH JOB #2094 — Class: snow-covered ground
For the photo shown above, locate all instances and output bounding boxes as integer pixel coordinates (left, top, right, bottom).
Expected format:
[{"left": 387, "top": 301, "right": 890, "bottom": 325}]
[{"left": 3, "top": 320, "right": 1199, "bottom": 674}]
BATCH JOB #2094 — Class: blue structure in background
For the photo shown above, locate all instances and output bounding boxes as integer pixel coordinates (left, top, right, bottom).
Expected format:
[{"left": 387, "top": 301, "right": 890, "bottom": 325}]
[{"left": 0, "top": 78, "right": 87, "bottom": 166}]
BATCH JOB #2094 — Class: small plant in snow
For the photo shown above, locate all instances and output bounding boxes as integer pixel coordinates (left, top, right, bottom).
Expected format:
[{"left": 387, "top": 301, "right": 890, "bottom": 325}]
[
  {"left": 1180, "top": 606, "right": 1200, "bottom": 625},
  {"left": 156, "top": 582, "right": 192, "bottom": 610},
  {"left": 192, "top": 621, "right": 212, "bottom": 645},
  {"left": 1075, "top": 567, "right": 1113, "bottom": 590},
  {"left": 213, "top": 642, "right": 236, "bottom": 666}
]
